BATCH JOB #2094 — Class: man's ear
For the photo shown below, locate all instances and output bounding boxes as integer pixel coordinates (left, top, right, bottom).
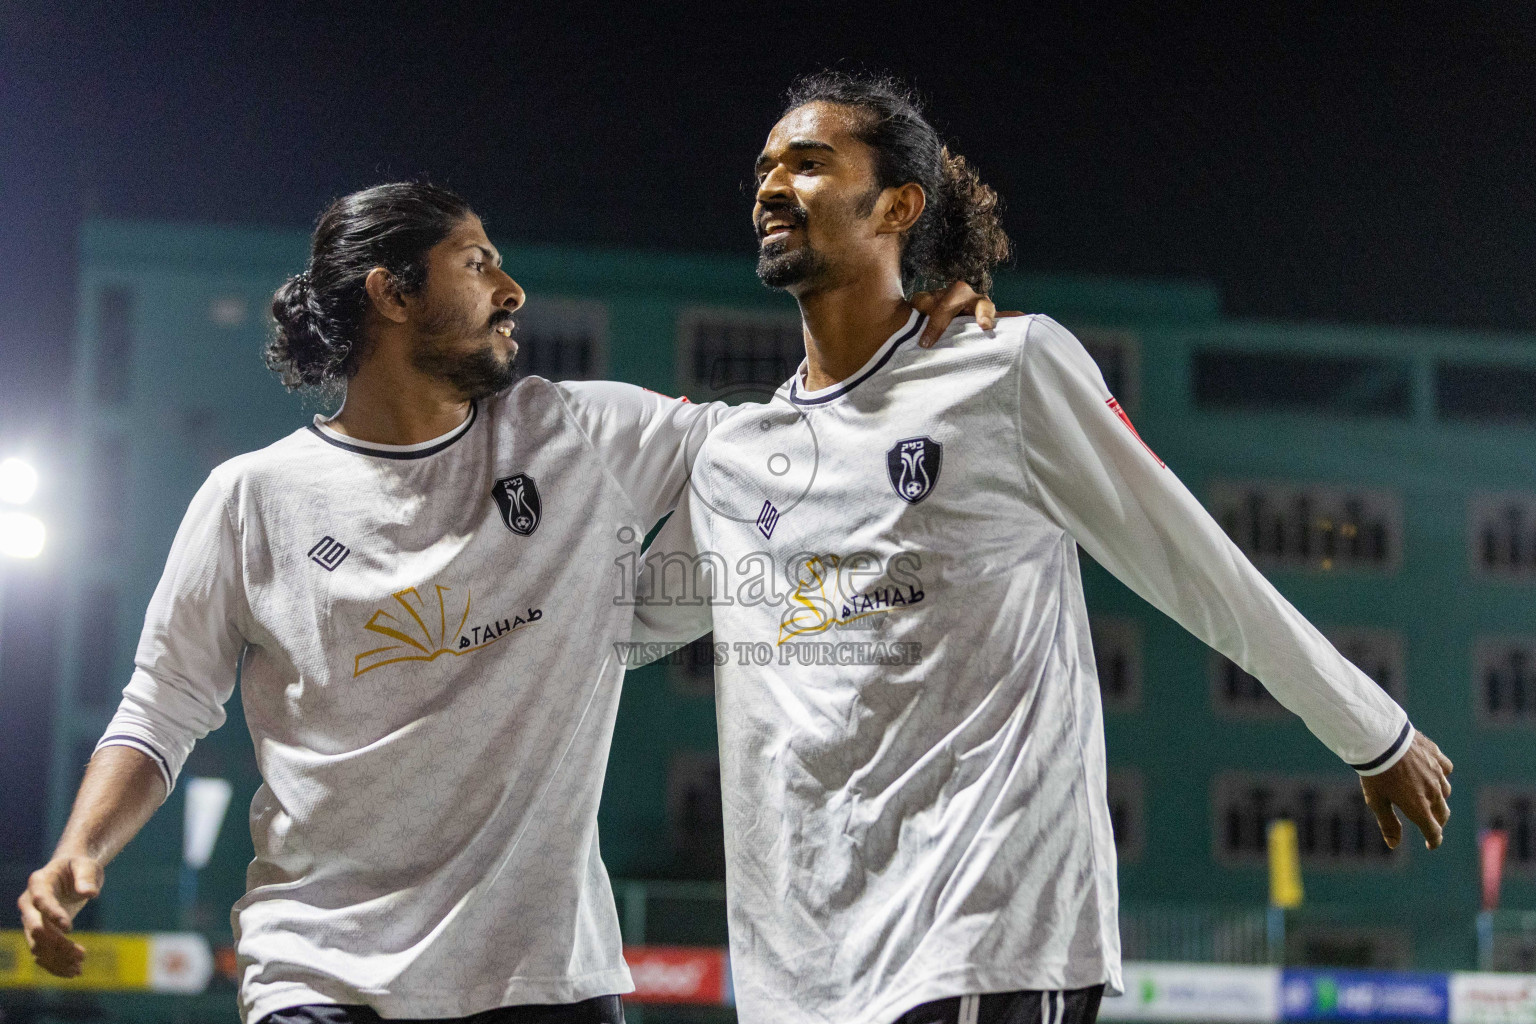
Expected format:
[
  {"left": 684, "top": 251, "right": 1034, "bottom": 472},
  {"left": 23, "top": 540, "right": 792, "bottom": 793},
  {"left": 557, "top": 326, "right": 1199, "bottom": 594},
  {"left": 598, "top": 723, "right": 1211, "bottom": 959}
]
[
  {"left": 364, "top": 267, "right": 410, "bottom": 324},
  {"left": 875, "top": 183, "right": 926, "bottom": 237}
]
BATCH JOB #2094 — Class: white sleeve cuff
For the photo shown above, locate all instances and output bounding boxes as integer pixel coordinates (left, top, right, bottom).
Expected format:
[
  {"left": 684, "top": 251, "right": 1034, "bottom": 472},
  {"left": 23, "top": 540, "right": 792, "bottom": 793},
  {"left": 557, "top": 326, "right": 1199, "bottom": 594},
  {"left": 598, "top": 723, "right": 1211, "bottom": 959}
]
[
  {"left": 94, "top": 735, "right": 175, "bottom": 800},
  {"left": 1349, "top": 720, "right": 1413, "bottom": 777}
]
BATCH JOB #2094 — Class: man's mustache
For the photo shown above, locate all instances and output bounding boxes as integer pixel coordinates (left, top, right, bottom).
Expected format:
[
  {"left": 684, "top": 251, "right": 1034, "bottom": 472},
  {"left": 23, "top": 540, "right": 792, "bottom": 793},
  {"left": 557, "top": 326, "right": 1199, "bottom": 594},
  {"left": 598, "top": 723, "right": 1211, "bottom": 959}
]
[{"left": 757, "top": 203, "right": 808, "bottom": 238}]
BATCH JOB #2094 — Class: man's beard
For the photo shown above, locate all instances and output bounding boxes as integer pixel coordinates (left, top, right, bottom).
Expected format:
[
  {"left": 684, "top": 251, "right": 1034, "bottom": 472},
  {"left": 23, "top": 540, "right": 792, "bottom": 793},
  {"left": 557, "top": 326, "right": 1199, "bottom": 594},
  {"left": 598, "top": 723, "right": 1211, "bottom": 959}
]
[
  {"left": 756, "top": 239, "right": 829, "bottom": 290},
  {"left": 411, "top": 305, "right": 519, "bottom": 401}
]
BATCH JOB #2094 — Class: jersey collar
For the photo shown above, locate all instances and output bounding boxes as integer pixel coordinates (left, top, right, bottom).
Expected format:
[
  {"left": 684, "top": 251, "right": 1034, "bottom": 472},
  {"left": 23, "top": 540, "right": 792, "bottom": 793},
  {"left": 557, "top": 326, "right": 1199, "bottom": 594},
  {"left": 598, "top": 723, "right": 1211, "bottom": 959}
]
[
  {"left": 307, "top": 401, "right": 478, "bottom": 460},
  {"left": 788, "top": 309, "right": 928, "bottom": 407}
]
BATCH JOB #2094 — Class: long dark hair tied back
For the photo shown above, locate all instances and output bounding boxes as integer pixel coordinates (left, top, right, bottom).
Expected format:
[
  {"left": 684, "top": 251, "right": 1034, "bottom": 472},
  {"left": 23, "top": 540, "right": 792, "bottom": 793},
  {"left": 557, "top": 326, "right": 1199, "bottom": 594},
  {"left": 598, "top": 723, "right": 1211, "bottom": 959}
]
[{"left": 266, "top": 181, "right": 472, "bottom": 391}]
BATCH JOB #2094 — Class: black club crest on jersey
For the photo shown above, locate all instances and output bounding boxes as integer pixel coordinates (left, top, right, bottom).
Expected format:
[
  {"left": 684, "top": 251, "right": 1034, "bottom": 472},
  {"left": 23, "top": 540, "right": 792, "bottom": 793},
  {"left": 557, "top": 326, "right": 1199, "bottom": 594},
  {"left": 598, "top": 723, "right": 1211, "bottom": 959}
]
[
  {"left": 493, "top": 474, "right": 542, "bottom": 536},
  {"left": 887, "top": 436, "right": 943, "bottom": 505}
]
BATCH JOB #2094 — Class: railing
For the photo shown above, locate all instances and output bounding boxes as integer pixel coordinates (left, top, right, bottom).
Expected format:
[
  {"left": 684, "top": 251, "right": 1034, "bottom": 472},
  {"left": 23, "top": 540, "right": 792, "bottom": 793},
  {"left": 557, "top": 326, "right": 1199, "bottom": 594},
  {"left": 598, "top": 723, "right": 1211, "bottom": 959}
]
[
  {"left": 612, "top": 880, "right": 1515, "bottom": 973},
  {"left": 1479, "top": 909, "right": 1536, "bottom": 972},
  {"left": 1119, "top": 904, "right": 1273, "bottom": 964}
]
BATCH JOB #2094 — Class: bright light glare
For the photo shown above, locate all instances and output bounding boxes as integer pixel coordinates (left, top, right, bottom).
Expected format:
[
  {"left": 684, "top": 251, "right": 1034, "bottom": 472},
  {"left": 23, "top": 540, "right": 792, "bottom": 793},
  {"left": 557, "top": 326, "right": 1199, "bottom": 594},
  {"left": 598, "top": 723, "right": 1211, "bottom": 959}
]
[
  {"left": 0, "top": 458, "right": 39, "bottom": 505},
  {"left": 0, "top": 511, "right": 45, "bottom": 559}
]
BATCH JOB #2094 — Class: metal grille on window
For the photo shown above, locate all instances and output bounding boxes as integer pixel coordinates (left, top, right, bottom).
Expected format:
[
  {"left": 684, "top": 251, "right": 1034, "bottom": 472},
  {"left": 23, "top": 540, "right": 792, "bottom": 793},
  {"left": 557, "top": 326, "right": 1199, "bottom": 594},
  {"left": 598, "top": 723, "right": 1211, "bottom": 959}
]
[
  {"left": 1210, "top": 481, "right": 1401, "bottom": 572},
  {"left": 1213, "top": 629, "right": 1404, "bottom": 718},
  {"left": 1090, "top": 617, "right": 1142, "bottom": 710},
  {"left": 1475, "top": 638, "right": 1536, "bottom": 725},
  {"left": 676, "top": 308, "right": 803, "bottom": 400},
  {"left": 1077, "top": 329, "right": 1140, "bottom": 413},
  {"left": 1107, "top": 770, "right": 1145, "bottom": 862},
  {"left": 1214, "top": 774, "right": 1400, "bottom": 866},
  {"left": 509, "top": 297, "right": 607, "bottom": 381},
  {"left": 1470, "top": 494, "right": 1536, "bottom": 580},
  {"left": 1478, "top": 787, "right": 1536, "bottom": 877}
]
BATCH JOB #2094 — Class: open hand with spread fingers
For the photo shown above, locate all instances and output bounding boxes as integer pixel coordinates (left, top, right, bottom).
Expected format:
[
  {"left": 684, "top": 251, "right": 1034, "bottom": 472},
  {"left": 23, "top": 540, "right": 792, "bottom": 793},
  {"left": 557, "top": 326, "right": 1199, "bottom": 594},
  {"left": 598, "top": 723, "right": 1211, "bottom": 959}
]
[{"left": 1359, "top": 729, "right": 1454, "bottom": 850}]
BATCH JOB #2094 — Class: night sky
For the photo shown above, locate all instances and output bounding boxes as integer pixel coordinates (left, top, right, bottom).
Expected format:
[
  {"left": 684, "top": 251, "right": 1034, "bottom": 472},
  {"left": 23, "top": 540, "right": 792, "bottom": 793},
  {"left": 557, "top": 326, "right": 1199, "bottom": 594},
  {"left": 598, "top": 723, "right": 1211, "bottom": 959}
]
[{"left": 4, "top": 3, "right": 1536, "bottom": 425}]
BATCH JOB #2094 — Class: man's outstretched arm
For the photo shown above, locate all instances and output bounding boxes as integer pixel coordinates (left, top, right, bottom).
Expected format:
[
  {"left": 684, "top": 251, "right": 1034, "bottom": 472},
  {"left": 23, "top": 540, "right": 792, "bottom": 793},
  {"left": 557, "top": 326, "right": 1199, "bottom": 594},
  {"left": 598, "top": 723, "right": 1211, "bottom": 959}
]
[
  {"left": 1015, "top": 315, "right": 1452, "bottom": 849},
  {"left": 17, "top": 746, "right": 167, "bottom": 977},
  {"left": 21, "top": 469, "right": 247, "bottom": 973}
]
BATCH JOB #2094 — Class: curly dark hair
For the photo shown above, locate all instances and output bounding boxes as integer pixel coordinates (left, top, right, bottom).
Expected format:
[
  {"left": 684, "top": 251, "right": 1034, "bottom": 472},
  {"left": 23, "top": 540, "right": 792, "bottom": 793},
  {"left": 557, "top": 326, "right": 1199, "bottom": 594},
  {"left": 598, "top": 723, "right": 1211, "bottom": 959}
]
[
  {"left": 266, "top": 182, "right": 474, "bottom": 390},
  {"left": 782, "top": 72, "right": 1012, "bottom": 294}
]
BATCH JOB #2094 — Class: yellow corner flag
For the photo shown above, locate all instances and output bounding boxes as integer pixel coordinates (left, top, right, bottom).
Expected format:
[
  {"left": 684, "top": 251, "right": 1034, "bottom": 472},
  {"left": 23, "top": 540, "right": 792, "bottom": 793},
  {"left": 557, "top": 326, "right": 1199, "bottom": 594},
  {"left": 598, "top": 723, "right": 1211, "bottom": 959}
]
[{"left": 1268, "top": 819, "right": 1304, "bottom": 909}]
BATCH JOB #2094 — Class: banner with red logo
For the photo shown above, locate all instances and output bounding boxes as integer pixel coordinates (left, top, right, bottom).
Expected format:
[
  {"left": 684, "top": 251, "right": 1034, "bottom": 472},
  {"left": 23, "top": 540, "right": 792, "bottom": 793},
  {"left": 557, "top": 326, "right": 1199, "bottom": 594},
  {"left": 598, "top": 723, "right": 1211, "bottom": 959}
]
[{"left": 624, "top": 945, "right": 731, "bottom": 1005}]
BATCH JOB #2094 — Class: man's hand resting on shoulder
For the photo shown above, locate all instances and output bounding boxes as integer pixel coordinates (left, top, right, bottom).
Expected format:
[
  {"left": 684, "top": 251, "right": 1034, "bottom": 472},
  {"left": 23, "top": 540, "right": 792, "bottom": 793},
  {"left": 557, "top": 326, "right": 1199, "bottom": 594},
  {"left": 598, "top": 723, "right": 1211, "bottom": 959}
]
[{"left": 911, "top": 281, "right": 1023, "bottom": 347}]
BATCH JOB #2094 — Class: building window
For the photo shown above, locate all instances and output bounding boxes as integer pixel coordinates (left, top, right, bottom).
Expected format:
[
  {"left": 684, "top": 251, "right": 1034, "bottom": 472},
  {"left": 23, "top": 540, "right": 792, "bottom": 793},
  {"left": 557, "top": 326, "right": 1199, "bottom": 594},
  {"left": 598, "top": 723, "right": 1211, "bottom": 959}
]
[
  {"left": 511, "top": 297, "right": 607, "bottom": 381},
  {"left": 1213, "top": 629, "right": 1404, "bottom": 718},
  {"left": 94, "top": 286, "right": 135, "bottom": 404},
  {"left": 89, "top": 434, "right": 131, "bottom": 556},
  {"left": 1210, "top": 481, "right": 1401, "bottom": 572},
  {"left": 1090, "top": 617, "right": 1142, "bottom": 710},
  {"left": 1475, "top": 638, "right": 1536, "bottom": 725},
  {"left": 1478, "top": 787, "right": 1536, "bottom": 877},
  {"left": 1078, "top": 329, "right": 1140, "bottom": 413},
  {"left": 667, "top": 633, "right": 720, "bottom": 698},
  {"left": 1192, "top": 350, "right": 1412, "bottom": 418},
  {"left": 667, "top": 751, "right": 725, "bottom": 879},
  {"left": 1107, "top": 770, "right": 1145, "bottom": 863},
  {"left": 1438, "top": 362, "right": 1536, "bottom": 425},
  {"left": 677, "top": 308, "right": 803, "bottom": 400},
  {"left": 1214, "top": 774, "right": 1400, "bottom": 866},
  {"left": 1470, "top": 494, "right": 1536, "bottom": 580},
  {"left": 75, "top": 584, "right": 121, "bottom": 707}
]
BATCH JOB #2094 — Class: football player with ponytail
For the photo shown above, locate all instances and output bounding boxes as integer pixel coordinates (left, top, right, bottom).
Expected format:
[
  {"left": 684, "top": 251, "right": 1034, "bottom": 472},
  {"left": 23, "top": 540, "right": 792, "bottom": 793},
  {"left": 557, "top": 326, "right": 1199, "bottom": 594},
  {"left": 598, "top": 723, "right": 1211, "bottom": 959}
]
[{"left": 631, "top": 72, "right": 1453, "bottom": 1024}]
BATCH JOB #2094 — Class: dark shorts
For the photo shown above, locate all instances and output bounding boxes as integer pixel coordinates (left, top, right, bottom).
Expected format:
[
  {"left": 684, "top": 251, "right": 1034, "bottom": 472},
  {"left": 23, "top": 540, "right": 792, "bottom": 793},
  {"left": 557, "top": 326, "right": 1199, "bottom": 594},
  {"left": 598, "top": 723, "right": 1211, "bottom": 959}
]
[
  {"left": 258, "top": 995, "right": 625, "bottom": 1024},
  {"left": 892, "top": 985, "right": 1105, "bottom": 1024}
]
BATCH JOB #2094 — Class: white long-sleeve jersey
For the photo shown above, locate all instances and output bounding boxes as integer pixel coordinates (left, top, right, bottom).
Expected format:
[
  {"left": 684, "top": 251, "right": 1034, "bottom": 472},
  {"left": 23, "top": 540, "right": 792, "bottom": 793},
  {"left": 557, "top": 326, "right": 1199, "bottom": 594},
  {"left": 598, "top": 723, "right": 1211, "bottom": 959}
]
[
  {"left": 97, "top": 378, "right": 726, "bottom": 1024},
  {"left": 630, "top": 310, "right": 1410, "bottom": 1024}
]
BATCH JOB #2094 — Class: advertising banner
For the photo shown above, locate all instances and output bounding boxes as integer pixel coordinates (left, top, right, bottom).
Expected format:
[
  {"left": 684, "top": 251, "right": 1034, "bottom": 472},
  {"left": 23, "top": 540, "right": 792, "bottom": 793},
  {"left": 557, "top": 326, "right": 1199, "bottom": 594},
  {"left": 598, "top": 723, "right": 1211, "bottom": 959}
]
[
  {"left": 623, "top": 945, "right": 730, "bottom": 1005},
  {"left": 1281, "top": 968, "right": 1448, "bottom": 1022},
  {"left": 1101, "top": 962, "right": 1281, "bottom": 1022},
  {"left": 1451, "top": 972, "right": 1536, "bottom": 1024},
  {"left": 0, "top": 931, "right": 212, "bottom": 993}
]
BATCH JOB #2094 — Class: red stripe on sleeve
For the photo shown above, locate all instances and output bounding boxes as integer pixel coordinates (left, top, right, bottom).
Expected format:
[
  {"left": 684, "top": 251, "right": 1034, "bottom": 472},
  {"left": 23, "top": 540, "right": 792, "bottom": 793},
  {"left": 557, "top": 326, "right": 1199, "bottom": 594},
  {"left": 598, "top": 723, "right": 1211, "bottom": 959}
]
[{"left": 1107, "top": 398, "right": 1165, "bottom": 468}]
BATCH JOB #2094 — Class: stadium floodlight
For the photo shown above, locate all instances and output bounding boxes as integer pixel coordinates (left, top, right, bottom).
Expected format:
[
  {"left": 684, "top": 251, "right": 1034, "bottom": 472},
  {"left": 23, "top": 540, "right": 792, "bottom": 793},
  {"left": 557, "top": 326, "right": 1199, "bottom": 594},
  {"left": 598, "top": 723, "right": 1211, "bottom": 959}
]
[
  {"left": 0, "top": 511, "right": 45, "bottom": 559},
  {"left": 0, "top": 457, "right": 38, "bottom": 505}
]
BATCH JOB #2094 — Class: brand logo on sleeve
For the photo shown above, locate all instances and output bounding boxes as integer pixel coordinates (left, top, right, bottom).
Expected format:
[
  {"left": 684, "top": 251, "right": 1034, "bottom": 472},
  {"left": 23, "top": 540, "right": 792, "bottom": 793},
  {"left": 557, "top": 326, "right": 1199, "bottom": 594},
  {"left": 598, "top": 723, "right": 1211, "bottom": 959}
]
[
  {"left": 308, "top": 536, "right": 350, "bottom": 570},
  {"left": 492, "top": 473, "right": 542, "bottom": 536},
  {"left": 886, "top": 436, "right": 942, "bottom": 504}
]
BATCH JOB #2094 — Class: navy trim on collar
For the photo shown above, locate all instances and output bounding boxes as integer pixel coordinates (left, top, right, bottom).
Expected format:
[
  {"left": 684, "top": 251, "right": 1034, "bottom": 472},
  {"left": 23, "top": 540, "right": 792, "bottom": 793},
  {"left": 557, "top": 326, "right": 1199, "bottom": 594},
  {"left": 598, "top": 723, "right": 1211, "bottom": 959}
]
[
  {"left": 789, "top": 315, "right": 928, "bottom": 407},
  {"left": 307, "top": 401, "right": 478, "bottom": 460}
]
